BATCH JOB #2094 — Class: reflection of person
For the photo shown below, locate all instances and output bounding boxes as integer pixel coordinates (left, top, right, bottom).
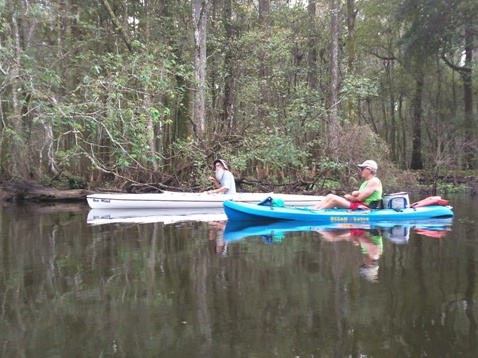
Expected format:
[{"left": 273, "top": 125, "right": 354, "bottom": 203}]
[
  {"left": 314, "top": 160, "right": 382, "bottom": 210},
  {"left": 208, "top": 221, "right": 227, "bottom": 255},
  {"left": 207, "top": 159, "right": 236, "bottom": 195},
  {"left": 355, "top": 229, "right": 382, "bottom": 283},
  {"left": 318, "top": 228, "right": 383, "bottom": 283}
]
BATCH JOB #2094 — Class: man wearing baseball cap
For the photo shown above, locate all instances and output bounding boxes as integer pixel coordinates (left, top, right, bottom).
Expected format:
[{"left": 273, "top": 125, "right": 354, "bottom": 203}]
[
  {"left": 314, "top": 159, "right": 382, "bottom": 210},
  {"left": 207, "top": 159, "right": 237, "bottom": 195}
]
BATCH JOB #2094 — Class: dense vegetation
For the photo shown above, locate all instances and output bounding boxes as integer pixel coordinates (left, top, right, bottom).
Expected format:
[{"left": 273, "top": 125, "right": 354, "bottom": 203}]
[{"left": 0, "top": 0, "right": 476, "bottom": 193}]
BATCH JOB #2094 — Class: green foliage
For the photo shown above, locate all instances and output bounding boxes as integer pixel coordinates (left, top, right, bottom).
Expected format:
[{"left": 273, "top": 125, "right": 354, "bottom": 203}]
[
  {"left": 171, "top": 127, "right": 312, "bottom": 187},
  {"left": 42, "top": 47, "right": 193, "bottom": 177},
  {"left": 240, "top": 129, "right": 310, "bottom": 170},
  {"left": 428, "top": 182, "right": 470, "bottom": 194},
  {"left": 0, "top": 0, "right": 475, "bottom": 191},
  {"left": 341, "top": 77, "right": 379, "bottom": 100}
]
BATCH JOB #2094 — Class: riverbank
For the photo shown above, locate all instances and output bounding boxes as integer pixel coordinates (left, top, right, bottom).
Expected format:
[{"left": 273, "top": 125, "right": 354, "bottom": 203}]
[
  {"left": 0, "top": 181, "right": 92, "bottom": 206},
  {"left": 1, "top": 174, "right": 476, "bottom": 207}
]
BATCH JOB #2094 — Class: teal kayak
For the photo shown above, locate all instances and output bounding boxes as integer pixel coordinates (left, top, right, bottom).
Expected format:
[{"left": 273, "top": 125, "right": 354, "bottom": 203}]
[{"left": 223, "top": 200, "right": 454, "bottom": 222}]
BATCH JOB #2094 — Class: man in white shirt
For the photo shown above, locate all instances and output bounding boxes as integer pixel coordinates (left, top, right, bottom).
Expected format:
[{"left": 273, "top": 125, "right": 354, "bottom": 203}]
[{"left": 207, "top": 159, "right": 237, "bottom": 195}]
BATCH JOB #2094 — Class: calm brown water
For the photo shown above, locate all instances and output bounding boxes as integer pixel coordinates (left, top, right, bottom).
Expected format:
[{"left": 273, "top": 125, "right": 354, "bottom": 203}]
[{"left": 0, "top": 195, "right": 477, "bottom": 358}]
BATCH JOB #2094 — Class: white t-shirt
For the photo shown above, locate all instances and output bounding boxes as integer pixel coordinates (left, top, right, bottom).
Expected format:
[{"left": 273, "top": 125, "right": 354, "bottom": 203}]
[{"left": 220, "top": 170, "right": 236, "bottom": 194}]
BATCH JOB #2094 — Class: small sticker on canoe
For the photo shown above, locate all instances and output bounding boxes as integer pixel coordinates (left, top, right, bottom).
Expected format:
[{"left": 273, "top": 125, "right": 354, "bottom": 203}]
[{"left": 92, "top": 198, "right": 111, "bottom": 203}]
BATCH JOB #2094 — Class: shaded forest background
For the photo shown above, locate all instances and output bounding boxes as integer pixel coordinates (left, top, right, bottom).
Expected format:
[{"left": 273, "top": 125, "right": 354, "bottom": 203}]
[{"left": 0, "top": 0, "right": 477, "bottom": 194}]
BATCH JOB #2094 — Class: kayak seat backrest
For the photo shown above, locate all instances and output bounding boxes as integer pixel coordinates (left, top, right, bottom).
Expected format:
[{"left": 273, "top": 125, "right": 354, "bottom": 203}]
[
  {"left": 258, "top": 197, "right": 285, "bottom": 208},
  {"left": 258, "top": 197, "right": 273, "bottom": 206},
  {"left": 368, "top": 199, "right": 382, "bottom": 209}
]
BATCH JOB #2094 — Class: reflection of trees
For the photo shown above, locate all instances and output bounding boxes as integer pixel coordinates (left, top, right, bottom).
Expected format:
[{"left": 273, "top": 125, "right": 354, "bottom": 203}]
[
  {"left": 0, "top": 210, "right": 209, "bottom": 356},
  {"left": 191, "top": 235, "right": 213, "bottom": 355},
  {"left": 464, "top": 247, "right": 477, "bottom": 350},
  {"left": 0, "top": 208, "right": 476, "bottom": 356}
]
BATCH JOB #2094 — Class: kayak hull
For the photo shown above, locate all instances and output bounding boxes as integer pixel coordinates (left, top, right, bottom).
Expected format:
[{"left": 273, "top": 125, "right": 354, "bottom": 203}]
[
  {"left": 223, "top": 200, "right": 454, "bottom": 222},
  {"left": 87, "top": 192, "right": 324, "bottom": 209}
]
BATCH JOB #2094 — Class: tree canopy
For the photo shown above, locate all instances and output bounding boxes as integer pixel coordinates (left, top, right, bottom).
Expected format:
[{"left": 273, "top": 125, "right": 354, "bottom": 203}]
[{"left": 0, "top": 0, "right": 476, "bottom": 192}]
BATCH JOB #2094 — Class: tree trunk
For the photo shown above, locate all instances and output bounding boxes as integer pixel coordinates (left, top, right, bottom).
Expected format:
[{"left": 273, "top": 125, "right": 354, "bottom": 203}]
[
  {"left": 346, "top": 0, "right": 357, "bottom": 122},
  {"left": 307, "top": 0, "right": 318, "bottom": 91},
  {"left": 328, "top": 0, "right": 341, "bottom": 158},
  {"left": 6, "top": 10, "right": 29, "bottom": 178},
  {"left": 410, "top": 69, "right": 424, "bottom": 169},
  {"left": 191, "top": 0, "right": 208, "bottom": 136},
  {"left": 222, "top": 0, "right": 235, "bottom": 132},
  {"left": 258, "top": 0, "right": 270, "bottom": 124},
  {"left": 462, "top": 23, "right": 475, "bottom": 169},
  {"left": 440, "top": 16, "right": 475, "bottom": 170},
  {"left": 99, "top": 0, "right": 134, "bottom": 53},
  {"left": 144, "top": 0, "right": 158, "bottom": 171}
]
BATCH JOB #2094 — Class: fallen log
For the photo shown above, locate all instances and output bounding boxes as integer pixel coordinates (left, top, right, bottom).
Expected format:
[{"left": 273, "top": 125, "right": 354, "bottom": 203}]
[{"left": 0, "top": 181, "right": 92, "bottom": 205}]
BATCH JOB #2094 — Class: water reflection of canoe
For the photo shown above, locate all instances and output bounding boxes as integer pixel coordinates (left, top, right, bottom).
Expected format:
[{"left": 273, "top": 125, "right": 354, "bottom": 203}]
[
  {"left": 87, "top": 192, "right": 324, "bottom": 209},
  {"left": 87, "top": 208, "right": 227, "bottom": 225},
  {"left": 223, "top": 219, "right": 454, "bottom": 243},
  {"left": 223, "top": 200, "right": 454, "bottom": 222}
]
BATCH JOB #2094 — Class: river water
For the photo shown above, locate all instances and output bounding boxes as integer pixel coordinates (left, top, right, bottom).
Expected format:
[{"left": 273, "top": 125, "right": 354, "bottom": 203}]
[{"left": 0, "top": 195, "right": 476, "bottom": 357}]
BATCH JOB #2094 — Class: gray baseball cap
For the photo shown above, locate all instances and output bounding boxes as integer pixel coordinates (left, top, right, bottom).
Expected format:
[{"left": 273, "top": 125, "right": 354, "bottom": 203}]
[{"left": 357, "top": 160, "right": 378, "bottom": 171}]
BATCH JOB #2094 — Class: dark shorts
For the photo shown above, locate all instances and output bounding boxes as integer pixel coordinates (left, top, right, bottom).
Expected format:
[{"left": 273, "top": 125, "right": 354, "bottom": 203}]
[{"left": 349, "top": 201, "right": 368, "bottom": 210}]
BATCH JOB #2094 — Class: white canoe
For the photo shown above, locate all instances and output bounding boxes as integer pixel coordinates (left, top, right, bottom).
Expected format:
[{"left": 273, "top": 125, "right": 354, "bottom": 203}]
[
  {"left": 86, "top": 191, "right": 324, "bottom": 209},
  {"left": 87, "top": 208, "right": 227, "bottom": 225}
]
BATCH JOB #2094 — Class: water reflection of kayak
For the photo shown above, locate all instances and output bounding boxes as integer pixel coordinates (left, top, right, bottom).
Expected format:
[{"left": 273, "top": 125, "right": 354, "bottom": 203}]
[
  {"left": 87, "top": 208, "right": 227, "bottom": 225},
  {"left": 223, "top": 219, "right": 454, "bottom": 243}
]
